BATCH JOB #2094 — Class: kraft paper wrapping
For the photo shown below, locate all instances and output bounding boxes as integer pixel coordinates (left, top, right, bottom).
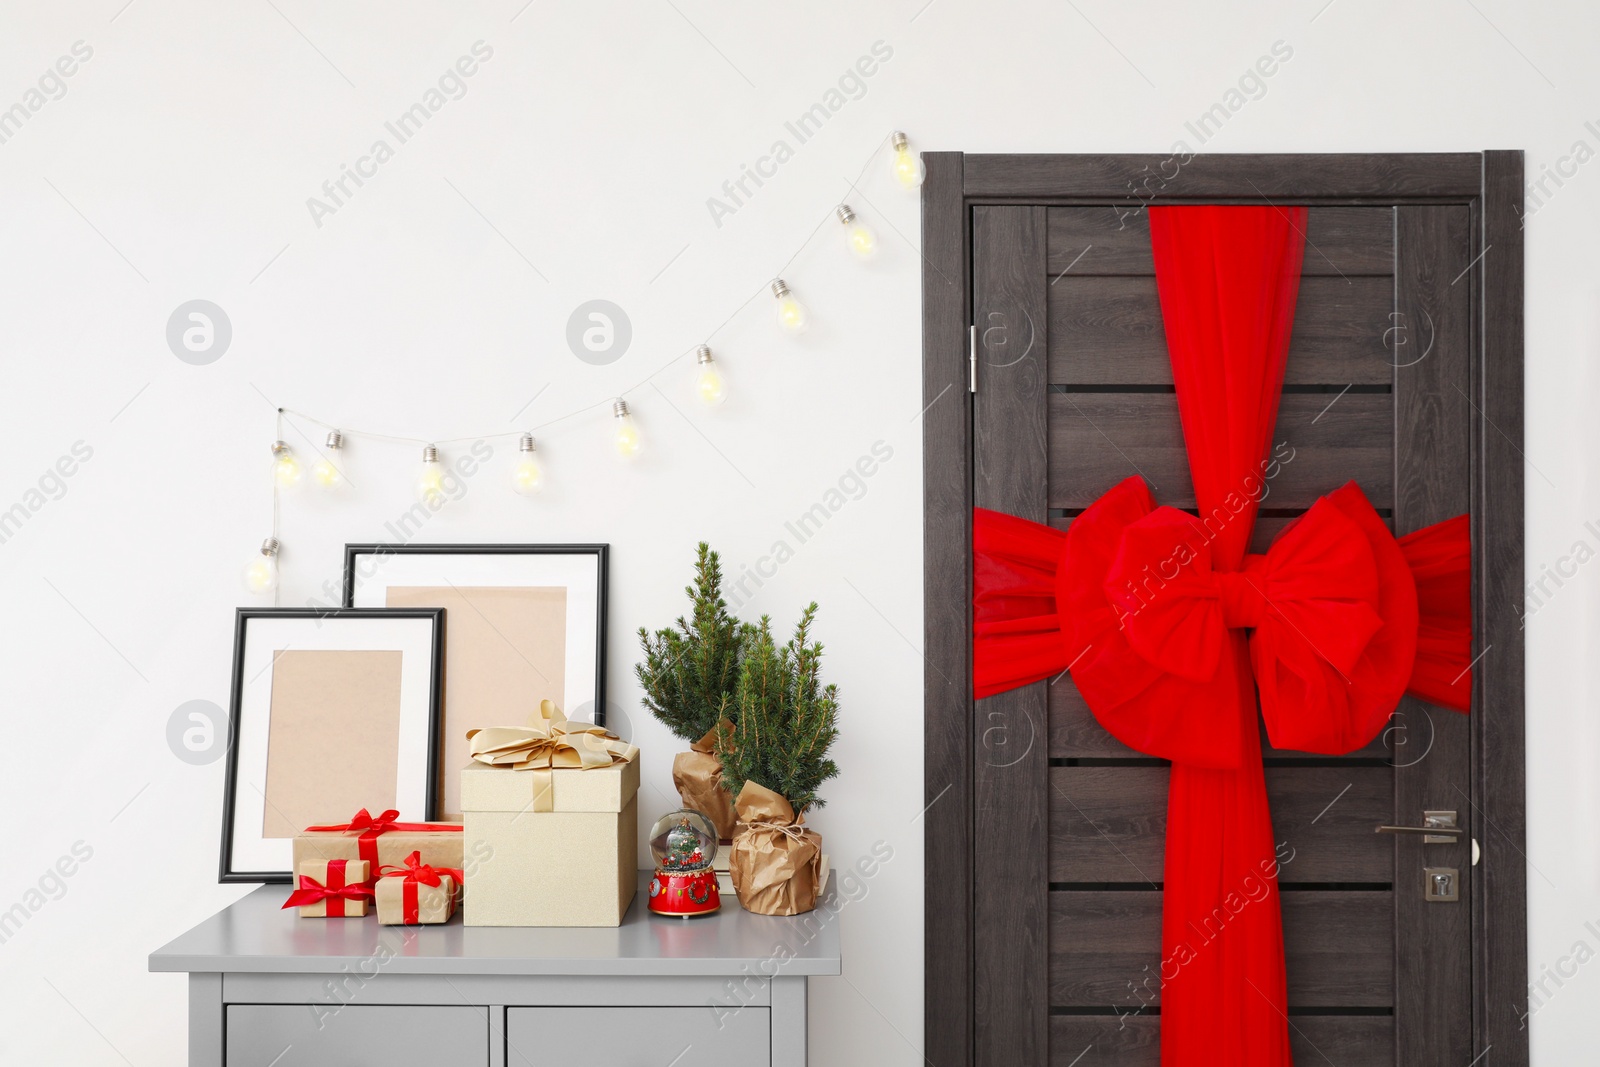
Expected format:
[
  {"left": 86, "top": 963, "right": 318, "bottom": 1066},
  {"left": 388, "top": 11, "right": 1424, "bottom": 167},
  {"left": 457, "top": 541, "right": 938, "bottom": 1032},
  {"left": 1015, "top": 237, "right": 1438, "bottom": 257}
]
[
  {"left": 376, "top": 873, "right": 457, "bottom": 925},
  {"left": 672, "top": 723, "right": 738, "bottom": 841},
  {"left": 293, "top": 859, "right": 371, "bottom": 918},
  {"left": 728, "top": 782, "right": 824, "bottom": 916},
  {"left": 293, "top": 829, "right": 463, "bottom": 876}
]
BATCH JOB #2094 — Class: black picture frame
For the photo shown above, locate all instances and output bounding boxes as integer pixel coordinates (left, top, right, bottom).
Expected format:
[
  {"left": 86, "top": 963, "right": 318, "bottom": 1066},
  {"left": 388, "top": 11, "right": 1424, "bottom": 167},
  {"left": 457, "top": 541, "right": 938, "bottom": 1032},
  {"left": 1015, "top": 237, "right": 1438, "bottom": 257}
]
[
  {"left": 218, "top": 607, "right": 446, "bottom": 884},
  {"left": 341, "top": 543, "right": 609, "bottom": 728}
]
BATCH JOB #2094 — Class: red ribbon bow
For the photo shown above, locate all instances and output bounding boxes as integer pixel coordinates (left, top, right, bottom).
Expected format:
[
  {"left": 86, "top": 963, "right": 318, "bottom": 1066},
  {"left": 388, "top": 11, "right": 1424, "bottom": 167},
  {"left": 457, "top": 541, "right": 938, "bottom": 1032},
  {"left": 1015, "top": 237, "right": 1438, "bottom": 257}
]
[
  {"left": 281, "top": 858, "right": 374, "bottom": 915},
  {"left": 378, "top": 851, "right": 463, "bottom": 924},
  {"left": 304, "top": 809, "right": 463, "bottom": 869},
  {"left": 1057, "top": 475, "right": 1467, "bottom": 764}
]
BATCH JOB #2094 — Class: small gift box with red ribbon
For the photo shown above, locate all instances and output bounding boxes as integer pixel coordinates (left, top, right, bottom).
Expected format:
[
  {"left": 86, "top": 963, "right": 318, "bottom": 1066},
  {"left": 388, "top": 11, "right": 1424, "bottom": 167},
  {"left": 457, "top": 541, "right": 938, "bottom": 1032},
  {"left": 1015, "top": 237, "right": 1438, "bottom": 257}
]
[
  {"left": 460, "top": 700, "right": 640, "bottom": 927},
  {"left": 292, "top": 808, "right": 464, "bottom": 882},
  {"left": 281, "top": 858, "right": 373, "bottom": 918},
  {"left": 375, "top": 851, "right": 461, "bottom": 925}
]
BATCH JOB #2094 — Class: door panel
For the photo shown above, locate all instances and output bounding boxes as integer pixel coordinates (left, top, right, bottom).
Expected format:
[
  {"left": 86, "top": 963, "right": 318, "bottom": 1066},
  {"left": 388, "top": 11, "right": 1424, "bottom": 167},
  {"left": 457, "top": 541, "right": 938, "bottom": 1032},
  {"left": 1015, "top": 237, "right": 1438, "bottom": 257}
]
[
  {"left": 1049, "top": 891, "right": 1394, "bottom": 1005},
  {"left": 1050, "top": 275, "right": 1395, "bottom": 383},
  {"left": 1047, "top": 205, "right": 1395, "bottom": 277},
  {"left": 1048, "top": 1014, "right": 1395, "bottom": 1067},
  {"left": 1050, "top": 765, "right": 1395, "bottom": 883},
  {"left": 1047, "top": 391, "right": 1395, "bottom": 509},
  {"left": 973, "top": 201, "right": 1476, "bottom": 1064},
  {"left": 1049, "top": 680, "right": 1392, "bottom": 761}
]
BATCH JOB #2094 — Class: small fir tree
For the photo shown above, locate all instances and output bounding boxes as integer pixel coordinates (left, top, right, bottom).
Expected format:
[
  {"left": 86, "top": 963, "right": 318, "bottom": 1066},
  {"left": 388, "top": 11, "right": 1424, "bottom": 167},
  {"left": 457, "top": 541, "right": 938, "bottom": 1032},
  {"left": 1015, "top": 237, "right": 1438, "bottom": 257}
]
[
  {"left": 718, "top": 604, "right": 840, "bottom": 813},
  {"left": 635, "top": 543, "right": 743, "bottom": 743}
]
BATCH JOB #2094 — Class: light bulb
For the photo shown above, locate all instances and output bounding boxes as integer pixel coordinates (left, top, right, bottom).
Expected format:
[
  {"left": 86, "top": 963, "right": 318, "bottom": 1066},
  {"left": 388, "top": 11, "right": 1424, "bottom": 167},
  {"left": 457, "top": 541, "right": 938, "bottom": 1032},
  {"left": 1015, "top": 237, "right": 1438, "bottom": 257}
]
[
  {"left": 243, "top": 538, "right": 280, "bottom": 594},
  {"left": 270, "top": 441, "right": 301, "bottom": 488},
  {"left": 511, "top": 433, "right": 542, "bottom": 495},
  {"left": 771, "top": 279, "right": 808, "bottom": 335},
  {"left": 837, "top": 204, "right": 878, "bottom": 260},
  {"left": 310, "top": 430, "right": 344, "bottom": 488},
  {"left": 612, "top": 399, "right": 641, "bottom": 459},
  {"left": 695, "top": 345, "right": 726, "bottom": 407},
  {"left": 891, "top": 130, "right": 924, "bottom": 189},
  {"left": 415, "top": 444, "right": 446, "bottom": 504}
]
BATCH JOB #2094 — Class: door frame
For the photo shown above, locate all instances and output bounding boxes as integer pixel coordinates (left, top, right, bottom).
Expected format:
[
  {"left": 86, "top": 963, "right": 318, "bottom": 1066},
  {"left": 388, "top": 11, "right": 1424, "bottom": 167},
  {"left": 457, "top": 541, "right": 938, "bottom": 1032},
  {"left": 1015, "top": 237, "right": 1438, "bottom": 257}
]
[{"left": 920, "top": 152, "right": 1527, "bottom": 1066}]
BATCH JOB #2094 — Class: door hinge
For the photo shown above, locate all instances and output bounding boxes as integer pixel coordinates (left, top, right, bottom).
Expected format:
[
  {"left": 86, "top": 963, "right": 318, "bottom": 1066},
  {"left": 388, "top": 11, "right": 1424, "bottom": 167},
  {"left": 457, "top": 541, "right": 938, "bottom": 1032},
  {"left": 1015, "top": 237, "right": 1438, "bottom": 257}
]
[{"left": 968, "top": 325, "right": 978, "bottom": 393}]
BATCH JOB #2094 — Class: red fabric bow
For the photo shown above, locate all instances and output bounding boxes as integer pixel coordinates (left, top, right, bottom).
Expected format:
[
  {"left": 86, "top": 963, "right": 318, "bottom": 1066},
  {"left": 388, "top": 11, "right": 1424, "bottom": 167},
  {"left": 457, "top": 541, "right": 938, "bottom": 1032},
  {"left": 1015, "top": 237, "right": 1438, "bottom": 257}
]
[
  {"left": 281, "top": 858, "right": 374, "bottom": 914},
  {"left": 972, "top": 204, "right": 1473, "bottom": 1065},
  {"left": 304, "top": 809, "right": 463, "bottom": 869},
  {"left": 379, "top": 851, "right": 463, "bottom": 924}
]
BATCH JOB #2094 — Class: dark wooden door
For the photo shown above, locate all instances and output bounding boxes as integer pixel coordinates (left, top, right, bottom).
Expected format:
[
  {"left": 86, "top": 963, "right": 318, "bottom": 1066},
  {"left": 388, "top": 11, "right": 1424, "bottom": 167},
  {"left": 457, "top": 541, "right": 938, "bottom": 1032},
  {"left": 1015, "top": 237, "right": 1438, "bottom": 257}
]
[{"left": 927, "top": 155, "right": 1526, "bottom": 1067}]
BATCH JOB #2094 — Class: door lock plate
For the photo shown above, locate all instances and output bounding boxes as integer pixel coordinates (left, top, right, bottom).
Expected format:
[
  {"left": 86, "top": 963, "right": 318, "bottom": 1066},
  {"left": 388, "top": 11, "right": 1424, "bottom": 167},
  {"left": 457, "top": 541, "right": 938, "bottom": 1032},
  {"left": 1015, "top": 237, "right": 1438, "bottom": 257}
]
[{"left": 1424, "top": 867, "right": 1459, "bottom": 902}]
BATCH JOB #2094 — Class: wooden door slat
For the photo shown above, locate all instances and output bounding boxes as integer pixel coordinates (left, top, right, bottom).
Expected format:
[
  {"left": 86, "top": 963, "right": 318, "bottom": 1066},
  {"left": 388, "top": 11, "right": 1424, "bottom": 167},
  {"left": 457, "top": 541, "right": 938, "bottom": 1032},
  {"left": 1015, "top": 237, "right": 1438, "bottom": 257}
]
[
  {"left": 1047, "top": 205, "right": 1394, "bottom": 277},
  {"left": 1050, "top": 766, "right": 1393, "bottom": 883},
  {"left": 1050, "top": 890, "right": 1394, "bottom": 1007},
  {"left": 1048, "top": 1013, "right": 1393, "bottom": 1066},
  {"left": 1049, "top": 678, "right": 1395, "bottom": 761},
  {"left": 1049, "top": 275, "right": 1396, "bottom": 385},
  {"left": 1048, "top": 391, "right": 1393, "bottom": 509}
]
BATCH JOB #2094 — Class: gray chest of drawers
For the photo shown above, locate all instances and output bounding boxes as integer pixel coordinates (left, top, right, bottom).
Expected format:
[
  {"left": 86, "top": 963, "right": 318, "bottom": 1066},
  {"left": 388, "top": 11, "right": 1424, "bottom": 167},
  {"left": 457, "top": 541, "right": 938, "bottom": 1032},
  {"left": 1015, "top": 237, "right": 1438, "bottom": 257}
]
[{"left": 150, "top": 873, "right": 839, "bottom": 1066}]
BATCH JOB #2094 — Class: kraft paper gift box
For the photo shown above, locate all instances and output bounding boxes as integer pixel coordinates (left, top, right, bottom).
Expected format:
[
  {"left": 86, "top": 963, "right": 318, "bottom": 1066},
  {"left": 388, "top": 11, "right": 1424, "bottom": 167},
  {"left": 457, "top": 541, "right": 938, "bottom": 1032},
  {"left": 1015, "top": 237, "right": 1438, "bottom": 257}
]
[
  {"left": 292, "top": 808, "right": 464, "bottom": 878},
  {"left": 461, "top": 701, "right": 640, "bottom": 928},
  {"left": 375, "top": 853, "right": 459, "bottom": 925},
  {"left": 283, "top": 858, "right": 372, "bottom": 918}
]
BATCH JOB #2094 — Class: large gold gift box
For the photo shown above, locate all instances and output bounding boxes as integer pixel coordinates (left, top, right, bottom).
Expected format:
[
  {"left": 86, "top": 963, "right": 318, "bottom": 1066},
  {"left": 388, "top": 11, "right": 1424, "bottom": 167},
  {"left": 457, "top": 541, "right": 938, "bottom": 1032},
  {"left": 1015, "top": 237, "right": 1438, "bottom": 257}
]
[{"left": 460, "top": 732, "right": 639, "bottom": 927}]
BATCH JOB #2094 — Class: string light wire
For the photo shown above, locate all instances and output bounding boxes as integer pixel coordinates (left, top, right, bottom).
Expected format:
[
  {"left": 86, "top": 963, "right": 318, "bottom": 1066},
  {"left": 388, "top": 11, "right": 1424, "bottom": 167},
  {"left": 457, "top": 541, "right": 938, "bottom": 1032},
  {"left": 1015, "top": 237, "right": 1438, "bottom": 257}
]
[{"left": 249, "top": 131, "right": 907, "bottom": 589}]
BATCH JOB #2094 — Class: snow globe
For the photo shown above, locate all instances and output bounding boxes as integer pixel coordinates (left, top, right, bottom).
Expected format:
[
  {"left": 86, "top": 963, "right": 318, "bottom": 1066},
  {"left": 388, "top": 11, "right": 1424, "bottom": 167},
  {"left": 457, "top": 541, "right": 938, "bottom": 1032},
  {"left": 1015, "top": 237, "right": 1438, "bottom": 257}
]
[{"left": 648, "top": 809, "right": 721, "bottom": 917}]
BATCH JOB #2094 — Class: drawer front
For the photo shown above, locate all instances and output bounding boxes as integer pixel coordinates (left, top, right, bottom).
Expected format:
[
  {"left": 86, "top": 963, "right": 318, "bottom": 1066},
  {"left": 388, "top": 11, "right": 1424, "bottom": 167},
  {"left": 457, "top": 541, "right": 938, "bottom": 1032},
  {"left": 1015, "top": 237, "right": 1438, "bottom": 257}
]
[
  {"left": 506, "top": 1006, "right": 770, "bottom": 1066},
  {"left": 226, "top": 1004, "right": 486, "bottom": 1066}
]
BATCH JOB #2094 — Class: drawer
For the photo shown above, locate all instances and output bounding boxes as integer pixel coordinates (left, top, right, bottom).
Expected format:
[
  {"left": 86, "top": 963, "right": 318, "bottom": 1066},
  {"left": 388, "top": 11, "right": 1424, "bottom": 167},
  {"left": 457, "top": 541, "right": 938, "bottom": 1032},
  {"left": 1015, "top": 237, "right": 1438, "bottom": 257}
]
[
  {"left": 506, "top": 1006, "right": 770, "bottom": 1066},
  {"left": 226, "top": 1004, "right": 486, "bottom": 1066}
]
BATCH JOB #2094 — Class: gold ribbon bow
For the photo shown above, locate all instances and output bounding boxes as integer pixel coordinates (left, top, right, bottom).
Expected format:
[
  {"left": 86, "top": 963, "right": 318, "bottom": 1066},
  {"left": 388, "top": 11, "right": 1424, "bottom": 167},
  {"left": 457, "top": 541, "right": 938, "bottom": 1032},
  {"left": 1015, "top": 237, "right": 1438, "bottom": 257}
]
[{"left": 466, "top": 699, "right": 637, "bottom": 813}]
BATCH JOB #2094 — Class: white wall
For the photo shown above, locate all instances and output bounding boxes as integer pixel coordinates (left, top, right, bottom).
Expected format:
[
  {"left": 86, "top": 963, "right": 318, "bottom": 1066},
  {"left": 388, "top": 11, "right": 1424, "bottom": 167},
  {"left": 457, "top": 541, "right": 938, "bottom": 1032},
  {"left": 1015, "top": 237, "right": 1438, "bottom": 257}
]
[{"left": 0, "top": 0, "right": 1592, "bottom": 1062}]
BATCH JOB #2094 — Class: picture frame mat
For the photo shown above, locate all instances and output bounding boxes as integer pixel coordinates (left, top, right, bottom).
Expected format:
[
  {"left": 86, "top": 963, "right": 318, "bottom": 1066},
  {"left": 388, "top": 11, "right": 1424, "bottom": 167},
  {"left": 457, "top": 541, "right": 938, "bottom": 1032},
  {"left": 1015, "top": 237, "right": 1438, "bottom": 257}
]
[{"left": 346, "top": 549, "right": 601, "bottom": 718}]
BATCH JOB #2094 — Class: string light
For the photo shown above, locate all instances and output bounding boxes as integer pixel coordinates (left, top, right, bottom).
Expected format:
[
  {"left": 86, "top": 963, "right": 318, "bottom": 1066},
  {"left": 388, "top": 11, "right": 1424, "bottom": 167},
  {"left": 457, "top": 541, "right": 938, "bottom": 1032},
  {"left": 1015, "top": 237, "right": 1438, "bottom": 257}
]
[
  {"left": 311, "top": 430, "right": 344, "bottom": 488},
  {"left": 415, "top": 444, "right": 446, "bottom": 504},
  {"left": 511, "top": 433, "right": 542, "bottom": 494},
  {"left": 771, "top": 278, "right": 808, "bottom": 335},
  {"left": 270, "top": 441, "right": 302, "bottom": 488},
  {"left": 837, "top": 204, "right": 877, "bottom": 260},
  {"left": 243, "top": 537, "right": 281, "bottom": 594},
  {"left": 695, "top": 345, "right": 726, "bottom": 406},
  {"left": 252, "top": 131, "right": 917, "bottom": 589},
  {"left": 612, "top": 399, "right": 641, "bottom": 458},
  {"left": 891, "top": 130, "right": 924, "bottom": 189}
]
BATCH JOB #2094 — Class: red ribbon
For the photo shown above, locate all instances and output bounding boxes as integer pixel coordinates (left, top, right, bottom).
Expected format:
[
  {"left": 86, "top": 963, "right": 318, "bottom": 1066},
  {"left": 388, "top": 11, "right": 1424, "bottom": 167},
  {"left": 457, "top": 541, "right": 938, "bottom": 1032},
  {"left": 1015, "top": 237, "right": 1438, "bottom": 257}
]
[
  {"left": 378, "top": 851, "right": 463, "bottom": 924},
  {"left": 282, "top": 858, "right": 374, "bottom": 915},
  {"left": 304, "top": 808, "right": 463, "bottom": 869}
]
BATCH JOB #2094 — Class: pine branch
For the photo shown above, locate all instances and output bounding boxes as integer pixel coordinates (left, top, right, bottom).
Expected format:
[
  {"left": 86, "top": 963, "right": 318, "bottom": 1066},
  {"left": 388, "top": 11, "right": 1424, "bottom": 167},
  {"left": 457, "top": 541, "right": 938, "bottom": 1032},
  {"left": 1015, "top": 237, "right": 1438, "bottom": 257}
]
[
  {"left": 717, "top": 603, "right": 840, "bottom": 813},
  {"left": 634, "top": 543, "right": 743, "bottom": 742}
]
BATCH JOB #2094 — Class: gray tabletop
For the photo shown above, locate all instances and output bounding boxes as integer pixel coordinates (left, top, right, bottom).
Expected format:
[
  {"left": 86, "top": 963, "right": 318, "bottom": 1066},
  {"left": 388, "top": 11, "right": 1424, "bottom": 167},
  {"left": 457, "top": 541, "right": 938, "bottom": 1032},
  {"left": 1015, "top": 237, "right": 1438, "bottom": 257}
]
[{"left": 150, "top": 872, "right": 840, "bottom": 977}]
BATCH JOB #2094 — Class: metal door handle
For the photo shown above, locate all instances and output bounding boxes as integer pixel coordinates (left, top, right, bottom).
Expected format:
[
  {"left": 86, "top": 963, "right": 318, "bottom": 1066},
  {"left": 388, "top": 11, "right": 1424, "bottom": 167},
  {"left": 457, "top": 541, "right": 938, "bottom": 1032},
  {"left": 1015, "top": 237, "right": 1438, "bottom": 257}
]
[{"left": 1375, "top": 810, "right": 1460, "bottom": 844}]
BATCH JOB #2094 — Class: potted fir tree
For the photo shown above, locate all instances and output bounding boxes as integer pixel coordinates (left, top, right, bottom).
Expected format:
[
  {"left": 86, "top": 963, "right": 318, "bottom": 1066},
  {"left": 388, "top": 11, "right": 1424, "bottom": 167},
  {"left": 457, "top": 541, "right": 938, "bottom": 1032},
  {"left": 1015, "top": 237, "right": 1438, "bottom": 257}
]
[
  {"left": 717, "top": 604, "right": 840, "bottom": 916},
  {"left": 635, "top": 543, "right": 743, "bottom": 842}
]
